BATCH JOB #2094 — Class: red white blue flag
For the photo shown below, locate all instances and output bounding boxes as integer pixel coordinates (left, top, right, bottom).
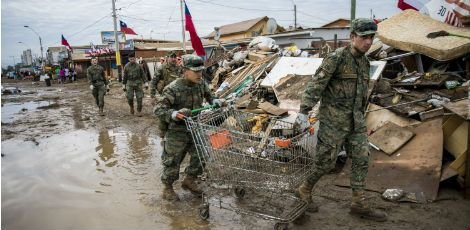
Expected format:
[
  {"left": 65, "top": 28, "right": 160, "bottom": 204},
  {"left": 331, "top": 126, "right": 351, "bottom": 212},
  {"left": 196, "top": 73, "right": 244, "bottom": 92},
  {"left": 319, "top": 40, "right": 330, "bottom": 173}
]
[
  {"left": 61, "top": 34, "right": 73, "bottom": 52},
  {"left": 185, "top": 1, "right": 206, "bottom": 56},
  {"left": 120, "top": 20, "right": 137, "bottom": 35}
]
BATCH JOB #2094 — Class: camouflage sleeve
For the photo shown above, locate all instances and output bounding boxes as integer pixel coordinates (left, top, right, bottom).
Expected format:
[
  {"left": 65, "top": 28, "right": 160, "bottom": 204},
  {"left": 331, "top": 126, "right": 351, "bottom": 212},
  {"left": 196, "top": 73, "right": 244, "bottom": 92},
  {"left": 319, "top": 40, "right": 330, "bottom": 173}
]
[
  {"left": 150, "top": 76, "right": 158, "bottom": 96},
  {"left": 86, "top": 68, "right": 92, "bottom": 85},
  {"left": 299, "top": 53, "right": 338, "bottom": 114},
  {"left": 154, "top": 86, "right": 176, "bottom": 123},
  {"left": 122, "top": 64, "right": 128, "bottom": 85},
  {"left": 154, "top": 66, "right": 163, "bottom": 82}
]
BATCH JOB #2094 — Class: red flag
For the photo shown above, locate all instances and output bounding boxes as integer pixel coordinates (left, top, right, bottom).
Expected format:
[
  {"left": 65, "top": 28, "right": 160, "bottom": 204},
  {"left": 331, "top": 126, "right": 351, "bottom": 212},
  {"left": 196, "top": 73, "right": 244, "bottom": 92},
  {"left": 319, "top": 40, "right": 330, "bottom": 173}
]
[
  {"left": 61, "top": 34, "right": 73, "bottom": 52},
  {"left": 120, "top": 20, "right": 137, "bottom": 35},
  {"left": 184, "top": 2, "right": 205, "bottom": 56}
]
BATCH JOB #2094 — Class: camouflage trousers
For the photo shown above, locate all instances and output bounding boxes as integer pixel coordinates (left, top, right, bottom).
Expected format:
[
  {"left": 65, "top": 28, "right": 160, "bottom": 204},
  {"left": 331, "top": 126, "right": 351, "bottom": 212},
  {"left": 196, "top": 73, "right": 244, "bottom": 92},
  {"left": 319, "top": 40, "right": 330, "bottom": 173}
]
[
  {"left": 92, "top": 84, "right": 106, "bottom": 108},
  {"left": 153, "top": 96, "right": 169, "bottom": 138},
  {"left": 161, "top": 129, "right": 203, "bottom": 185},
  {"left": 307, "top": 120, "right": 370, "bottom": 192},
  {"left": 125, "top": 82, "right": 144, "bottom": 112}
]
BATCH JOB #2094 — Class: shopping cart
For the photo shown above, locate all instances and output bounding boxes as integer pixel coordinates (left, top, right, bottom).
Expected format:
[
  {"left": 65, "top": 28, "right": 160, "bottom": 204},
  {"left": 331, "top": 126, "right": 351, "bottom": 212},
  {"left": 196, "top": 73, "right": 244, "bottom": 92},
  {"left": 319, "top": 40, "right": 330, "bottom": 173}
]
[{"left": 185, "top": 108, "right": 317, "bottom": 229}]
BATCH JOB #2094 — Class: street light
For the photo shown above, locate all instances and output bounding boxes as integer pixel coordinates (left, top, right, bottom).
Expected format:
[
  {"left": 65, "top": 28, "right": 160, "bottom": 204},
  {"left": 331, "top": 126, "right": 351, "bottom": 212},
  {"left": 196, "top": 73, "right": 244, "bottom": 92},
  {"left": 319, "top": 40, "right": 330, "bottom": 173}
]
[{"left": 23, "top": 25, "right": 44, "bottom": 68}]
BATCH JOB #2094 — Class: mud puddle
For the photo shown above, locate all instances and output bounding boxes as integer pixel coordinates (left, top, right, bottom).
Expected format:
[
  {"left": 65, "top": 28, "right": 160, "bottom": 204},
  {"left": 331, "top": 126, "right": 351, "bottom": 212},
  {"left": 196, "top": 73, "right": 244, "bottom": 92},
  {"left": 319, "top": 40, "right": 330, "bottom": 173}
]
[
  {"left": 1, "top": 127, "right": 272, "bottom": 230},
  {"left": 1, "top": 101, "right": 52, "bottom": 123}
]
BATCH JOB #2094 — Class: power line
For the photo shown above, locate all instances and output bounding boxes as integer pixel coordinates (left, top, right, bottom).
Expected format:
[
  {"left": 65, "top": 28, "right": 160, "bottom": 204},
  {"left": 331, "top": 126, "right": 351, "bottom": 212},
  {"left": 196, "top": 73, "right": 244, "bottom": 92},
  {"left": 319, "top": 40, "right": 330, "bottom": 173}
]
[
  {"left": 297, "top": 10, "right": 330, "bottom": 23},
  {"left": 193, "top": 0, "right": 292, "bottom": 12}
]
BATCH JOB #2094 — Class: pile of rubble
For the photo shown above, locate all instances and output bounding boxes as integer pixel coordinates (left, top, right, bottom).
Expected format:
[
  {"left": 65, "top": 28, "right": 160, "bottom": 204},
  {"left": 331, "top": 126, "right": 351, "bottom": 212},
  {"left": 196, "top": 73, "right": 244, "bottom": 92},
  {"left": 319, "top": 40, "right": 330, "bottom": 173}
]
[{"left": 202, "top": 9, "right": 470, "bottom": 202}]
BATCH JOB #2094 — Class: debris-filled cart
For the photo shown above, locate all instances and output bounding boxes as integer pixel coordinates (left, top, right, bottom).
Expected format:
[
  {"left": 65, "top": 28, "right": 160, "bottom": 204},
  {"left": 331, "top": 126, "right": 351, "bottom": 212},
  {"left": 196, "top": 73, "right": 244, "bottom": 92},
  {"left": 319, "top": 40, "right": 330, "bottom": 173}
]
[{"left": 185, "top": 108, "right": 317, "bottom": 229}]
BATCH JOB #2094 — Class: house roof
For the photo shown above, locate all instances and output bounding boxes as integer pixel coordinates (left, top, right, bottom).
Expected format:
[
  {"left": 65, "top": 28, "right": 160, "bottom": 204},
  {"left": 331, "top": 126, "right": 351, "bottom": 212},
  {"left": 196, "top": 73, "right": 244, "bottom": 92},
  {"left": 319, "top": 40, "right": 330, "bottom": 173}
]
[
  {"left": 321, "top": 18, "right": 350, "bottom": 28},
  {"left": 205, "top": 16, "right": 268, "bottom": 38}
]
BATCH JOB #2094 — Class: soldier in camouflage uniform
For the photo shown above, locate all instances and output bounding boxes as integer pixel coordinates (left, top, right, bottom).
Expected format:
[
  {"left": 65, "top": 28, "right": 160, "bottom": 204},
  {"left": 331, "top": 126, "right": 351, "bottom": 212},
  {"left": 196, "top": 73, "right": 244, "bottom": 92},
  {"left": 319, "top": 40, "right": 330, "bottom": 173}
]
[
  {"left": 87, "top": 57, "right": 108, "bottom": 116},
  {"left": 150, "top": 51, "right": 183, "bottom": 137},
  {"left": 150, "top": 51, "right": 183, "bottom": 98},
  {"left": 154, "top": 54, "right": 224, "bottom": 201},
  {"left": 123, "top": 53, "right": 148, "bottom": 117},
  {"left": 297, "top": 18, "right": 387, "bottom": 221}
]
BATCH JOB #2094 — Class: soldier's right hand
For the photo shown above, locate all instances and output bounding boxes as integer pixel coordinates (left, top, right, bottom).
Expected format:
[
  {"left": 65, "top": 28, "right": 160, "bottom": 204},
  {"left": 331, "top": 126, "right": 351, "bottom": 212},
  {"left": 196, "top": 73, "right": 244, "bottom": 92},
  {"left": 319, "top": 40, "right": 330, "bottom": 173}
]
[
  {"left": 122, "top": 85, "right": 126, "bottom": 92},
  {"left": 89, "top": 85, "right": 94, "bottom": 90}
]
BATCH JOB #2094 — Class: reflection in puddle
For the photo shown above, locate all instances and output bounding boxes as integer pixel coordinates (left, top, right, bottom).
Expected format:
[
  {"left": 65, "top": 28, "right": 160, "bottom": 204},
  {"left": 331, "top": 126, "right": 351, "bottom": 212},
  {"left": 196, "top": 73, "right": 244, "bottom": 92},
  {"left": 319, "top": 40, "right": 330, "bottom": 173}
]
[
  {"left": 1, "top": 128, "right": 268, "bottom": 229},
  {"left": 1, "top": 101, "right": 51, "bottom": 123}
]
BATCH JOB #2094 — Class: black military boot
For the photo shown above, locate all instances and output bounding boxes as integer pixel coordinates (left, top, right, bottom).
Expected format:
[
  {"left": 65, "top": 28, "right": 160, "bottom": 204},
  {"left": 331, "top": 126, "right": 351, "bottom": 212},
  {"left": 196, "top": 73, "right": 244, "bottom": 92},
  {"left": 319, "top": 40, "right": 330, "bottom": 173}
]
[
  {"left": 350, "top": 191, "right": 387, "bottom": 222},
  {"left": 99, "top": 107, "right": 104, "bottom": 116}
]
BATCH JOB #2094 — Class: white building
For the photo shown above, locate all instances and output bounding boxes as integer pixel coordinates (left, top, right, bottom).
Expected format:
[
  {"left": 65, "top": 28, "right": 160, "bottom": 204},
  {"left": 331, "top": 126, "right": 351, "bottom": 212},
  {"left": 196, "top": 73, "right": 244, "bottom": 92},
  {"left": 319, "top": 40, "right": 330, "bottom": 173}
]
[{"left": 21, "top": 49, "right": 33, "bottom": 66}]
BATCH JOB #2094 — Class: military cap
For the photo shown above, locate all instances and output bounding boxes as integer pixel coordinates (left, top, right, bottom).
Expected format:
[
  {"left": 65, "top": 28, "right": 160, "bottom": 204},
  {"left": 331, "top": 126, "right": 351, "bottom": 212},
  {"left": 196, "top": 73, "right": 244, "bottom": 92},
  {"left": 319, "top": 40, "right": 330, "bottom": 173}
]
[
  {"left": 182, "top": 54, "right": 204, "bottom": 71},
  {"left": 167, "top": 51, "right": 177, "bottom": 58},
  {"left": 351, "top": 18, "right": 377, "bottom": 36}
]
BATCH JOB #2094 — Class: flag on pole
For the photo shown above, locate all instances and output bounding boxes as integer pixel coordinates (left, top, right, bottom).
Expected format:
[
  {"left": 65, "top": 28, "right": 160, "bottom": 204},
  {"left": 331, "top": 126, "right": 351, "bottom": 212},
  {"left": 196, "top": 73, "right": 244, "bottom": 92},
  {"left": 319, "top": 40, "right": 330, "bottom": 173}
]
[
  {"left": 61, "top": 34, "right": 73, "bottom": 52},
  {"left": 397, "top": 0, "right": 429, "bottom": 11},
  {"left": 184, "top": 1, "right": 206, "bottom": 56},
  {"left": 120, "top": 20, "right": 138, "bottom": 35}
]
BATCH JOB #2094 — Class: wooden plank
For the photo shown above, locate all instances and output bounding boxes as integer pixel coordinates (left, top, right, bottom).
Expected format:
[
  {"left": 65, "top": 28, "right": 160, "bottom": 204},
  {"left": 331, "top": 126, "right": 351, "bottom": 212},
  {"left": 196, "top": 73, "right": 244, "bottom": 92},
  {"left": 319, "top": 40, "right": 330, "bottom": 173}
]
[
  {"left": 258, "top": 102, "right": 288, "bottom": 116},
  {"left": 419, "top": 107, "right": 444, "bottom": 121},
  {"left": 368, "top": 121, "right": 415, "bottom": 155},
  {"left": 366, "top": 103, "right": 421, "bottom": 132},
  {"left": 443, "top": 99, "right": 470, "bottom": 120},
  {"left": 444, "top": 118, "right": 468, "bottom": 158}
]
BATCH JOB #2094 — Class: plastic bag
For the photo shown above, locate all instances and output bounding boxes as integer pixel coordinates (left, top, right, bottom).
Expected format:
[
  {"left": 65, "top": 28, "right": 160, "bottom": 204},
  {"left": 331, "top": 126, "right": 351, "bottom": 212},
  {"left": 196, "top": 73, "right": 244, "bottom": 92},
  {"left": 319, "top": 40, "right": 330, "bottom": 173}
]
[{"left": 249, "top": 36, "right": 278, "bottom": 51}]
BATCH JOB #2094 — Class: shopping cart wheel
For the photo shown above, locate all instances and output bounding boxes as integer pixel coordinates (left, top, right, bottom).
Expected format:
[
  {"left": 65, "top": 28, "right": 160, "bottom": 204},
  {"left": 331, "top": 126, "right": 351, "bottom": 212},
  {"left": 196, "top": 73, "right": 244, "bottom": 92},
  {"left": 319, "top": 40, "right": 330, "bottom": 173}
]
[
  {"left": 234, "top": 187, "right": 246, "bottom": 199},
  {"left": 198, "top": 203, "right": 210, "bottom": 220},
  {"left": 274, "top": 222, "right": 288, "bottom": 230}
]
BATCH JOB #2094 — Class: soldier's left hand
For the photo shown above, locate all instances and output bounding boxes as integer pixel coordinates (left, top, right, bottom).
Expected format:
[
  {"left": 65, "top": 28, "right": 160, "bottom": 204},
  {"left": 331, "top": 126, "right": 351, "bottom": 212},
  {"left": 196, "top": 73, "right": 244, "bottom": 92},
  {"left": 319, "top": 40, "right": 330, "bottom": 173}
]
[
  {"left": 106, "top": 85, "right": 110, "bottom": 92},
  {"left": 144, "top": 82, "right": 149, "bottom": 90},
  {"left": 122, "top": 85, "right": 126, "bottom": 92}
]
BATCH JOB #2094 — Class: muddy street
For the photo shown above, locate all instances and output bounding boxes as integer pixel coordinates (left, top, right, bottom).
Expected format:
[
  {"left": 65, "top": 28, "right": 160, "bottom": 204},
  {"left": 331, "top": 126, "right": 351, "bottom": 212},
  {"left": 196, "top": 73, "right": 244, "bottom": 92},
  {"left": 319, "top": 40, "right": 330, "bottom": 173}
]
[{"left": 2, "top": 80, "right": 470, "bottom": 230}]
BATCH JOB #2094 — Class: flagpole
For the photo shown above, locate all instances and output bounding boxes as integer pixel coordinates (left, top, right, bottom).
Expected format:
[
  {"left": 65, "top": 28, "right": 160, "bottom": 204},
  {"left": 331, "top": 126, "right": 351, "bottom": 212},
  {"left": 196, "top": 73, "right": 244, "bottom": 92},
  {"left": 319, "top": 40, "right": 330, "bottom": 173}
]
[
  {"left": 180, "top": 0, "right": 186, "bottom": 54},
  {"left": 112, "top": 0, "right": 122, "bottom": 82}
]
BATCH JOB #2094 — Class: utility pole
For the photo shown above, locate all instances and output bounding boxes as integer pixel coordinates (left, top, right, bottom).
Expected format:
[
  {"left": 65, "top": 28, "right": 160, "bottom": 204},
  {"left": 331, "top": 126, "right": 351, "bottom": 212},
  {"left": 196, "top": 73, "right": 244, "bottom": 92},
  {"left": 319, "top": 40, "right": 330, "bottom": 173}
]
[
  {"left": 112, "top": 0, "right": 122, "bottom": 82},
  {"left": 180, "top": 0, "right": 186, "bottom": 54},
  {"left": 294, "top": 4, "right": 297, "bottom": 30},
  {"left": 351, "top": 0, "right": 356, "bottom": 21}
]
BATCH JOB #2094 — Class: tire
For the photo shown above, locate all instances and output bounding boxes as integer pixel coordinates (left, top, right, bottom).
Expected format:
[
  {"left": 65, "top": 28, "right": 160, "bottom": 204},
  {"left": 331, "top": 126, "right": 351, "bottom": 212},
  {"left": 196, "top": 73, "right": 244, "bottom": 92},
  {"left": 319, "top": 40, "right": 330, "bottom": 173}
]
[
  {"left": 274, "top": 222, "right": 288, "bottom": 230},
  {"left": 198, "top": 204, "right": 210, "bottom": 220},
  {"left": 234, "top": 187, "right": 245, "bottom": 199}
]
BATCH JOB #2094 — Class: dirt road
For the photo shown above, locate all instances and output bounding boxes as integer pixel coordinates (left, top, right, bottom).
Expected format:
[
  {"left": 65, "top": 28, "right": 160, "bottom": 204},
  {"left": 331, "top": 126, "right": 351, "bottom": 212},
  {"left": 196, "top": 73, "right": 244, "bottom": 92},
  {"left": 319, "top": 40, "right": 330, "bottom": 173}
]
[{"left": 2, "top": 79, "right": 470, "bottom": 230}]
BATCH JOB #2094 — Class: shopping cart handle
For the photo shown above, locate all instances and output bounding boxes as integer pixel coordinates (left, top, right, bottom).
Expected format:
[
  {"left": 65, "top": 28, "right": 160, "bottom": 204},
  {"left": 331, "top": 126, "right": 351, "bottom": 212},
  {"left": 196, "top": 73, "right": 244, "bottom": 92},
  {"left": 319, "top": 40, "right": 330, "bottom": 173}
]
[{"left": 191, "top": 104, "right": 219, "bottom": 114}]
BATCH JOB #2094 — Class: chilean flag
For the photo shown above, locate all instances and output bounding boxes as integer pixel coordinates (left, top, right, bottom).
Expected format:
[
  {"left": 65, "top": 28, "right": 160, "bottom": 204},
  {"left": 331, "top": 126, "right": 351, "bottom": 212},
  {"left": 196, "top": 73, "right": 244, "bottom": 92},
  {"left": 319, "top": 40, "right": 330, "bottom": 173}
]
[
  {"left": 184, "top": 1, "right": 205, "bottom": 56},
  {"left": 61, "top": 34, "right": 73, "bottom": 52},
  {"left": 120, "top": 20, "right": 137, "bottom": 35}
]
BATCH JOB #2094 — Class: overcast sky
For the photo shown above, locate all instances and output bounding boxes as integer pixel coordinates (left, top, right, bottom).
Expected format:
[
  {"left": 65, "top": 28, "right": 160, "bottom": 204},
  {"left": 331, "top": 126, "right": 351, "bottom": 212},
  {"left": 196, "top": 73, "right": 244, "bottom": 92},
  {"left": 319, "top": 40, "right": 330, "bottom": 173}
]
[{"left": 1, "top": 0, "right": 400, "bottom": 67}]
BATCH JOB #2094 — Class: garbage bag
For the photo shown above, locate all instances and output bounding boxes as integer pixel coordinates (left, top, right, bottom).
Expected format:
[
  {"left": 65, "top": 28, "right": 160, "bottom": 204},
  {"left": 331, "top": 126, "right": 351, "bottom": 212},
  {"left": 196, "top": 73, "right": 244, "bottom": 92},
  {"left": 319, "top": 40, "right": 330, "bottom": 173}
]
[{"left": 249, "top": 36, "right": 278, "bottom": 51}]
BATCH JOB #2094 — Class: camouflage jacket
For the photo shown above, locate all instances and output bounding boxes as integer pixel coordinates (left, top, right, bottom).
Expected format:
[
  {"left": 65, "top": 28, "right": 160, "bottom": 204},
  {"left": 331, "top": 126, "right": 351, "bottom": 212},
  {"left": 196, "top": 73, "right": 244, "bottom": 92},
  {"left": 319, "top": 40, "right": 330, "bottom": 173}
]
[
  {"left": 87, "top": 64, "right": 107, "bottom": 86},
  {"left": 151, "top": 63, "right": 183, "bottom": 96},
  {"left": 154, "top": 78, "right": 214, "bottom": 131},
  {"left": 300, "top": 45, "right": 370, "bottom": 130},
  {"left": 123, "top": 62, "right": 146, "bottom": 85}
]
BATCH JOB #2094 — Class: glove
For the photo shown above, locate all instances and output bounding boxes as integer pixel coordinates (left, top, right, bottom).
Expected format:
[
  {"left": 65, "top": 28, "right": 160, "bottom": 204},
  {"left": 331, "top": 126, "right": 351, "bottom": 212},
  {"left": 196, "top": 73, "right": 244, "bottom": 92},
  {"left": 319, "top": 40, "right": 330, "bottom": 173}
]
[
  {"left": 106, "top": 85, "right": 110, "bottom": 92},
  {"left": 89, "top": 85, "right": 94, "bottom": 90},
  {"left": 294, "top": 113, "right": 310, "bottom": 131},
  {"left": 122, "top": 85, "right": 126, "bottom": 92},
  {"left": 144, "top": 82, "right": 149, "bottom": 90},
  {"left": 178, "top": 108, "right": 192, "bottom": 117},
  {"left": 212, "top": 98, "right": 225, "bottom": 107}
]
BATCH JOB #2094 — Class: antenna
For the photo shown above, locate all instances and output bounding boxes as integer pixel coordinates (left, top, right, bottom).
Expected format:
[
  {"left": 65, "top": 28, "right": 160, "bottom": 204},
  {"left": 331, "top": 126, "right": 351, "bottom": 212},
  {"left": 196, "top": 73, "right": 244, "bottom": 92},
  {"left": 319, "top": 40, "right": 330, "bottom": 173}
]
[{"left": 266, "top": 18, "right": 278, "bottom": 34}]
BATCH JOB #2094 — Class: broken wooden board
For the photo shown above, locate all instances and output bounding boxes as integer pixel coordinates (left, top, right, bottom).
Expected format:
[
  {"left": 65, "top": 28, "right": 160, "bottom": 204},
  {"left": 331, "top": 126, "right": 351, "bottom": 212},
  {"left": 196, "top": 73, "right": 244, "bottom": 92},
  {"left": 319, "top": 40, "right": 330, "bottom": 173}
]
[
  {"left": 377, "top": 10, "right": 470, "bottom": 61},
  {"left": 366, "top": 103, "right": 421, "bottom": 132},
  {"left": 272, "top": 74, "right": 311, "bottom": 111},
  {"left": 335, "top": 118, "right": 443, "bottom": 201},
  {"left": 257, "top": 101, "right": 288, "bottom": 116},
  {"left": 247, "top": 52, "right": 267, "bottom": 62},
  {"left": 443, "top": 115, "right": 468, "bottom": 176},
  {"left": 368, "top": 121, "right": 415, "bottom": 155}
]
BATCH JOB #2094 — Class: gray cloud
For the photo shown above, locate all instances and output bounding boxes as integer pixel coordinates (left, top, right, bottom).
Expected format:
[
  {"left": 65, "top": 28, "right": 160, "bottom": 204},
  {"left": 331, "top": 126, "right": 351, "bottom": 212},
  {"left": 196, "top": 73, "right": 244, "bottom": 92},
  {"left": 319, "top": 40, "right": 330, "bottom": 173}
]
[{"left": 1, "top": 0, "right": 399, "bottom": 67}]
